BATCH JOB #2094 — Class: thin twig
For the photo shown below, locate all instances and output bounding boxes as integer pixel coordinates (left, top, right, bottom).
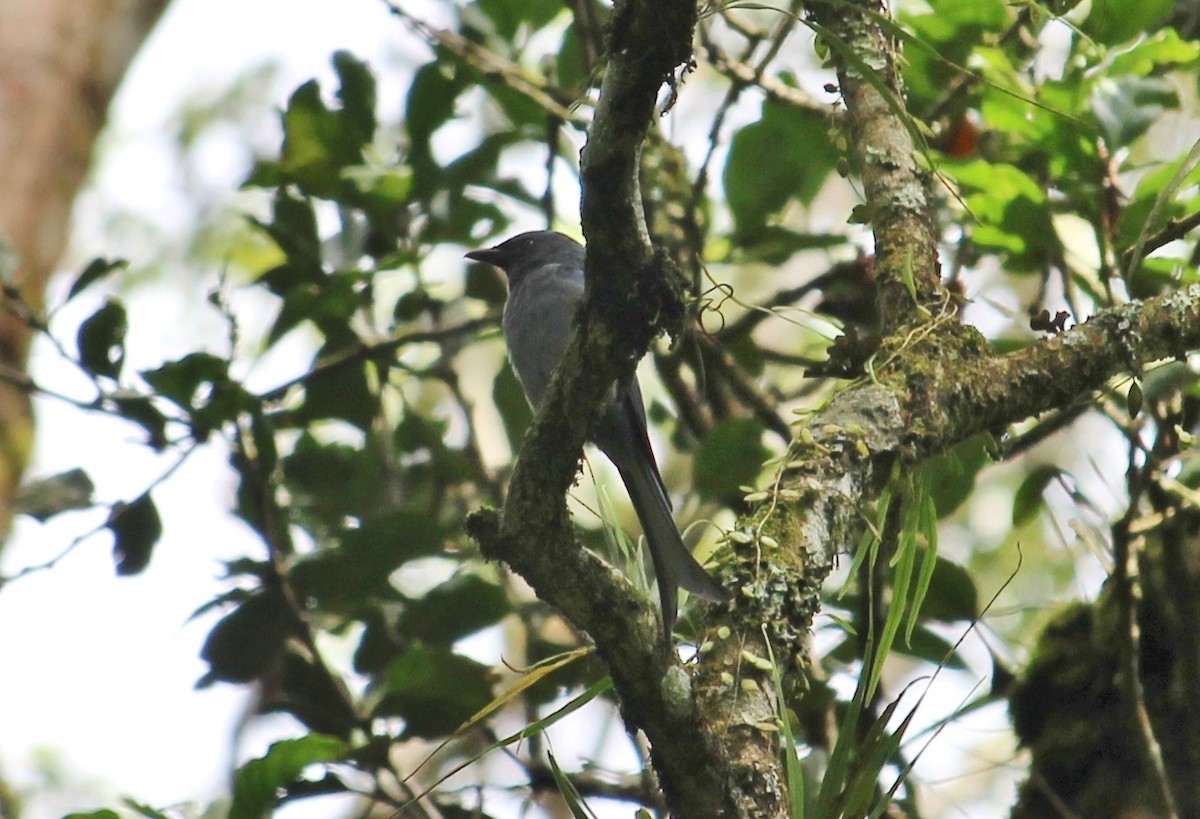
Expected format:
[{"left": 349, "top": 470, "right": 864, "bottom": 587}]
[
  {"left": 1112, "top": 433, "right": 1180, "bottom": 819},
  {"left": 387, "top": 2, "right": 588, "bottom": 126},
  {"left": 258, "top": 315, "right": 497, "bottom": 403}
]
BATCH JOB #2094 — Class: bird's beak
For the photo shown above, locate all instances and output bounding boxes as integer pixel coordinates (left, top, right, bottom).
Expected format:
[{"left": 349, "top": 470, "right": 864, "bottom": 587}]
[{"left": 464, "top": 247, "right": 503, "bottom": 266}]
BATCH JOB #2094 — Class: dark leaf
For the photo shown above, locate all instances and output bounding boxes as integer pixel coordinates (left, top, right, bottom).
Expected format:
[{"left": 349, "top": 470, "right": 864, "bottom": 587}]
[
  {"left": 14, "top": 468, "right": 95, "bottom": 521},
  {"left": 1082, "top": 0, "right": 1171, "bottom": 46},
  {"left": 394, "top": 411, "right": 450, "bottom": 453},
  {"left": 1127, "top": 380, "right": 1143, "bottom": 419},
  {"left": 142, "top": 353, "right": 248, "bottom": 438},
  {"left": 493, "top": 361, "right": 533, "bottom": 453},
  {"left": 926, "top": 434, "right": 993, "bottom": 517},
  {"left": 255, "top": 189, "right": 323, "bottom": 274},
  {"left": 67, "top": 258, "right": 127, "bottom": 301},
  {"left": 266, "top": 650, "right": 360, "bottom": 738},
  {"left": 374, "top": 645, "right": 495, "bottom": 738},
  {"left": 693, "top": 418, "right": 768, "bottom": 502},
  {"left": 108, "top": 493, "right": 163, "bottom": 576},
  {"left": 1012, "top": 465, "right": 1063, "bottom": 526},
  {"left": 266, "top": 272, "right": 360, "bottom": 347},
  {"left": 295, "top": 352, "right": 377, "bottom": 431},
  {"left": 332, "top": 50, "right": 377, "bottom": 151},
  {"left": 474, "top": 0, "right": 562, "bottom": 38},
  {"left": 731, "top": 227, "right": 847, "bottom": 265},
  {"left": 198, "top": 589, "right": 294, "bottom": 686},
  {"left": 919, "top": 553, "right": 979, "bottom": 623},
  {"left": 141, "top": 353, "right": 229, "bottom": 408},
  {"left": 398, "top": 573, "right": 510, "bottom": 644},
  {"left": 110, "top": 395, "right": 169, "bottom": 450},
  {"left": 229, "top": 734, "right": 347, "bottom": 819},
  {"left": 353, "top": 610, "right": 407, "bottom": 675},
  {"left": 290, "top": 510, "right": 445, "bottom": 609},
  {"left": 724, "top": 98, "right": 838, "bottom": 239},
  {"left": 464, "top": 263, "right": 507, "bottom": 306},
  {"left": 77, "top": 299, "right": 128, "bottom": 380},
  {"left": 281, "top": 435, "right": 391, "bottom": 522}
]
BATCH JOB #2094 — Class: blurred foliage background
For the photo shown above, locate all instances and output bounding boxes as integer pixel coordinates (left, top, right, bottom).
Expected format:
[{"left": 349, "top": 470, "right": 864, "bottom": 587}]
[{"left": 1, "top": 0, "right": 1199, "bottom": 817}]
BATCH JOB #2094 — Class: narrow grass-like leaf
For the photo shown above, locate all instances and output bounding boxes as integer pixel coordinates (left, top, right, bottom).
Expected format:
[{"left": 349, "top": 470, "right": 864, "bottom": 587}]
[
  {"left": 905, "top": 476, "right": 940, "bottom": 644},
  {"left": 839, "top": 484, "right": 892, "bottom": 600},
  {"left": 548, "top": 750, "right": 596, "bottom": 819},
  {"left": 867, "top": 499, "right": 916, "bottom": 702},
  {"left": 762, "top": 625, "right": 806, "bottom": 818},
  {"left": 402, "top": 676, "right": 612, "bottom": 808},
  {"left": 815, "top": 671, "right": 866, "bottom": 816},
  {"left": 403, "top": 646, "right": 592, "bottom": 783}
]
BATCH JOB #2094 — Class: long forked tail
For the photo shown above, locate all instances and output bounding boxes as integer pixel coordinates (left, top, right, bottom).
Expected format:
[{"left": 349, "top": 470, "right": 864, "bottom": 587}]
[{"left": 617, "top": 455, "right": 729, "bottom": 639}]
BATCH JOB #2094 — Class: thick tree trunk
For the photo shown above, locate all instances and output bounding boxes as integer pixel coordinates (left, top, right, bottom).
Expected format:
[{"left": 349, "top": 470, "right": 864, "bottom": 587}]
[{"left": 0, "top": 0, "right": 170, "bottom": 539}]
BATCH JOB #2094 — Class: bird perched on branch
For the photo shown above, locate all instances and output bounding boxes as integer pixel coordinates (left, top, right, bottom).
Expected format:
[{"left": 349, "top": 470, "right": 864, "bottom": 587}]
[{"left": 466, "top": 231, "right": 728, "bottom": 639}]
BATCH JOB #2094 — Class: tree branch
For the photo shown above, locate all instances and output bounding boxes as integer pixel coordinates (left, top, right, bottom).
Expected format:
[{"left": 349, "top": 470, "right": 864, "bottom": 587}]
[
  {"left": 807, "top": 0, "right": 944, "bottom": 327},
  {"left": 467, "top": 1, "right": 741, "bottom": 817}
]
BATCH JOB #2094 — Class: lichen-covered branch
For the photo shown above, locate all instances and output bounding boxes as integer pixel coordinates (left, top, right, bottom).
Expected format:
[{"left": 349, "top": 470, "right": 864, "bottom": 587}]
[
  {"left": 467, "top": 1, "right": 741, "bottom": 816},
  {"left": 807, "top": 0, "right": 944, "bottom": 327}
]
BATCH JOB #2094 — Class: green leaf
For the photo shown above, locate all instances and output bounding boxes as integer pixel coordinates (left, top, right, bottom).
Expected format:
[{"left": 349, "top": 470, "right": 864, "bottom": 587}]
[
  {"left": 1082, "top": 0, "right": 1172, "bottom": 46},
  {"left": 342, "top": 164, "right": 413, "bottom": 214},
  {"left": 464, "top": 263, "right": 507, "bottom": 306},
  {"left": 398, "top": 574, "right": 510, "bottom": 643},
  {"left": 332, "top": 50, "right": 377, "bottom": 151},
  {"left": 121, "top": 797, "right": 172, "bottom": 819},
  {"left": 254, "top": 189, "right": 323, "bottom": 276},
  {"left": 555, "top": 23, "right": 589, "bottom": 92},
  {"left": 375, "top": 645, "right": 495, "bottom": 738},
  {"left": 141, "top": 353, "right": 248, "bottom": 438},
  {"left": 919, "top": 553, "right": 979, "bottom": 622},
  {"left": 108, "top": 493, "right": 163, "bottom": 576},
  {"left": 295, "top": 352, "right": 377, "bottom": 431},
  {"left": 1091, "top": 76, "right": 1178, "bottom": 149},
  {"left": 493, "top": 360, "right": 533, "bottom": 453},
  {"left": 925, "top": 433, "right": 993, "bottom": 517},
  {"left": 142, "top": 353, "right": 230, "bottom": 408},
  {"left": 198, "top": 590, "right": 294, "bottom": 686},
  {"left": 64, "top": 812, "right": 121, "bottom": 819},
  {"left": 1108, "top": 29, "right": 1200, "bottom": 77},
  {"left": 724, "top": 98, "right": 838, "bottom": 239},
  {"left": 406, "top": 61, "right": 468, "bottom": 191},
  {"left": 281, "top": 435, "right": 395, "bottom": 522},
  {"left": 229, "top": 734, "right": 347, "bottom": 819},
  {"left": 693, "top": 418, "right": 768, "bottom": 502},
  {"left": 949, "top": 159, "right": 1058, "bottom": 270},
  {"left": 274, "top": 55, "right": 377, "bottom": 202},
  {"left": 475, "top": 0, "right": 563, "bottom": 38},
  {"left": 67, "top": 258, "right": 127, "bottom": 301},
  {"left": 270, "top": 651, "right": 360, "bottom": 738},
  {"left": 111, "top": 395, "right": 169, "bottom": 451},
  {"left": 76, "top": 299, "right": 128, "bottom": 380},
  {"left": 546, "top": 751, "right": 591, "bottom": 819},
  {"left": 290, "top": 510, "right": 445, "bottom": 608},
  {"left": 1012, "top": 465, "right": 1063, "bottom": 525},
  {"left": 14, "top": 468, "right": 94, "bottom": 521}
]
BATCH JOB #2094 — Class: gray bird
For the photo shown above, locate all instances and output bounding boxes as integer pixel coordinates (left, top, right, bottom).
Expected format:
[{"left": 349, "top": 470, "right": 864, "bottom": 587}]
[{"left": 466, "top": 230, "right": 728, "bottom": 639}]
